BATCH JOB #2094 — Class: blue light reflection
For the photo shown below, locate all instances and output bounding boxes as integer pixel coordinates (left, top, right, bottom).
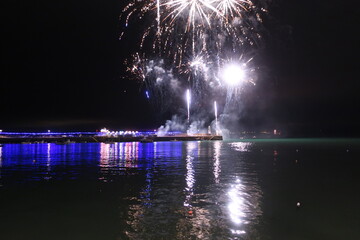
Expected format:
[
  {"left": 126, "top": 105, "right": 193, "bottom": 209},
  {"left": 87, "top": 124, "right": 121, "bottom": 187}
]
[{"left": 0, "top": 142, "right": 185, "bottom": 185}]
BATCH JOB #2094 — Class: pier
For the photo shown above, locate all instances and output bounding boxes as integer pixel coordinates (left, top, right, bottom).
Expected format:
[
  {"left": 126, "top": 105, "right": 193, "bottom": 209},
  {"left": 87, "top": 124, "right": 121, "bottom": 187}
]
[{"left": 0, "top": 131, "right": 223, "bottom": 144}]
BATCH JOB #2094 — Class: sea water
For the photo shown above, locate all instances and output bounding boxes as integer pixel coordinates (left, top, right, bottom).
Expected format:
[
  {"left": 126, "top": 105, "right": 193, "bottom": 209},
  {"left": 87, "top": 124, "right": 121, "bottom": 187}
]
[{"left": 0, "top": 139, "right": 359, "bottom": 240}]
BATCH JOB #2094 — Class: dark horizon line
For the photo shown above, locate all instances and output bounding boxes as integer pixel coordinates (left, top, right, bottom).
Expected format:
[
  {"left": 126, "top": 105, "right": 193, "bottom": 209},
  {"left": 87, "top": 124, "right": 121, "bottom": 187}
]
[{"left": 1, "top": 129, "right": 360, "bottom": 139}]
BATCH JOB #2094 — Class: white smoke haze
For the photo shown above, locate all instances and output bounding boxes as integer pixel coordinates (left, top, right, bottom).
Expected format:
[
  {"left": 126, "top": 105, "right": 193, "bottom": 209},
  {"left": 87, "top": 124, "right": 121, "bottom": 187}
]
[
  {"left": 217, "top": 33, "right": 226, "bottom": 46},
  {"left": 145, "top": 60, "right": 181, "bottom": 91},
  {"left": 219, "top": 111, "right": 244, "bottom": 139},
  {"left": 154, "top": 65, "right": 166, "bottom": 75},
  {"left": 218, "top": 124, "right": 231, "bottom": 139},
  {"left": 170, "top": 78, "right": 181, "bottom": 91},
  {"left": 145, "top": 60, "right": 155, "bottom": 74},
  {"left": 187, "top": 120, "right": 207, "bottom": 135},
  {"left": 232, "top": 17, "right": 242, "bottom": 26},
  {"left": 157, "top": 115, "right": 233, "bottom": 139},
  {"left": 157, "top": 115, "right": 187, "bottom": 136},
  {"left": 157, "top": 116, "right": 215, "bottom": 136},
  {"left": 156, "top": 77, "right": 162, "bottom": 84}
]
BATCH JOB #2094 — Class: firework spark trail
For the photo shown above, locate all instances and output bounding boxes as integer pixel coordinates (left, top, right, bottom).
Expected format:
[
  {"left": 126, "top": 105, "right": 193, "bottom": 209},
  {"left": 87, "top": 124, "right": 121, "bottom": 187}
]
[
  {"left": 121, "top": 0, "right": 267, "bottom": 126},
  {"left": 187, "top": 89, "right": 191, "bottom": 123},
  {"left": 214, "top": 101, "right": 218, "bottom": 134},
  {"left": 162, "top": 0, "right": 220, "bottom": 30},
  {"left": 157, "top": 0, "right": 161, "bottom": 35},
  {"left": 216, "top": 0, "right": 253, "bottom": 21},
  {"left": 121, "top": 0, "right": 264, "bottom": 60}
]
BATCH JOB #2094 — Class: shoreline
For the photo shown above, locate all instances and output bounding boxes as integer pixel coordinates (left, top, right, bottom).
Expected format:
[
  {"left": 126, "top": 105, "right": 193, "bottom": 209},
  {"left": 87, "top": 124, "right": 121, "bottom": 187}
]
[{"left": 0, "top": 134, "right": 223, "bottom": 144}]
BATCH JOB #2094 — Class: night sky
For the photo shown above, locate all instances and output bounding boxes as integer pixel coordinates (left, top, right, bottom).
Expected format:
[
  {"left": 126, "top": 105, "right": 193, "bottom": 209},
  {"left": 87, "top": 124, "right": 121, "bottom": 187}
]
[{"left": 2, "top": 0, "right": 360, "bottom": 136}]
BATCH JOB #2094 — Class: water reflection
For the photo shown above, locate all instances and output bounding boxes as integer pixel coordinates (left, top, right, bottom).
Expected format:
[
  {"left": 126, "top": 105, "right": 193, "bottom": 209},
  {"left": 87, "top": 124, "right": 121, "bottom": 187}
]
[
  {"left": 45, "top": 143, "right": 51, "bottom": 180},
  {"left": 124, "top": 142, "right": 185, "bottom": 239},
  {"left": 110, "top": 141, "right": 263, "bottom": 239},
  {"left": 229, "top": 142, "right": 253, "bottom": 152},
  {"left": 184, "top": 141, "right": 196, "bottom": 208},
  {"left": 99, "top": 143, "right": 110, "bottom": 168},
  {"left": 99, "top": 142, "right": 140, "bottom": 181},
  {"left": 177, "top": 141, "right": 214, "bottom": 239},
  {"left": 0, "top": 144, "right": 2, "bottom": 166},
  {"left": 153, "top": 142, "right": 157, "bottom": 159},
  {"left": 228, "top": 178, "right": 246, "bottom": 225},
  {"left": 213, "top": 141, "right": 222, "bottom": 183},
  {"left": 101, "top": 142, "right": 140, "bottom": 164},
  {"left": 0, "top": 141, "right": 264, "bottom": 239},
  {"left": 228, "top": 142, "right": 263, "bottom": 237},
  {"left": 0, "top": 145, "right": 2, "bottom": 181}
]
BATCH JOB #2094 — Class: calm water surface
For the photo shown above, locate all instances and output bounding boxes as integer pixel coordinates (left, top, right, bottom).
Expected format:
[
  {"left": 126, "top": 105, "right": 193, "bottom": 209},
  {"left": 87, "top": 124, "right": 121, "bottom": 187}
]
[{"left": 0, "top": 139, "right": 359, "bottom": 240}]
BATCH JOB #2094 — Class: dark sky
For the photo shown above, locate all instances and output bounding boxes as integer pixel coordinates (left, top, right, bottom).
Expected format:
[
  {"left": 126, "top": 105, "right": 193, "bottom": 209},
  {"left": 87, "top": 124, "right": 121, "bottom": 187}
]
[{"left": 1, "top": 0, "right": 360, "bottom": 136}]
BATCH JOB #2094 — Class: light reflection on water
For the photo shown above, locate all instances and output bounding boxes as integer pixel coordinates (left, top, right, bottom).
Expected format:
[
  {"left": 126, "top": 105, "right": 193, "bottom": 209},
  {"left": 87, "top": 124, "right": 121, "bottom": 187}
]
[
  {"left": 100, "top": 143, "right": 139, "bottom": 168},
  {"left": 184, "top": 141, "right": 196, "bottom": 207},
  {"left": 227, "top": 142, "right": 263, "bottom": 237},
  {"left": 0, "top": 145, "right": 2, "bottom": 166},
  {"left": 0, "top": 145, "right": 2, "bottom": 183},
  {"left": 228, "top": 178, "right": 247, "bottom": 225},
  {"left": 45, "top": 143, "right": 51, "bottom": 180},
  {"left": 176, "top": 141, "right": 214, "bottom": 239},
  {"left": 213, "top": 140, "right": 221, "bottom": 183},
  {"left": 229, "top": 141, "right": 253, "bottom": 152},
  {"left": 0, "top": 141, "right": 263, "bottom": 239}
]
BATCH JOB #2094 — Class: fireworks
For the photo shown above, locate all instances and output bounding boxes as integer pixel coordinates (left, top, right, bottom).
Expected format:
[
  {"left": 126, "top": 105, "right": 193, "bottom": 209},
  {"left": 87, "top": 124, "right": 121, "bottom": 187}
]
[
  {"left": 222, "top": 62, "right": 246, "bottom": 86},
  {"left": 121, "top": 0, "right": 264, "bottom": 62},
  {"left": 162, "top": 0, "right": 220, "bottom": 30},
  {"left": 216, "top": 0, "right": 253, "bottom": 20},
  {"left": 121, "top": 0, "right": 267, "bottom": 128},
  {"left": 214, "top": 101, "right": 218, "bottom": 134},
  {"left": 186, "top": 89, "right": 191, "bottom": 123}
]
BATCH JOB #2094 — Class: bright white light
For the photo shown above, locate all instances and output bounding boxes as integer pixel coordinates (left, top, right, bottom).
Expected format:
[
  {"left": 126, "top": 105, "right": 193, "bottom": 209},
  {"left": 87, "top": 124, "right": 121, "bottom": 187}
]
[
  {"left": 186, "top": 89, "right": 191, "bottom": 122},
  {"left": 190, "top": 59, "right": 202, "bottom": 67},
  {"left": 100, "top": 128, "right": 109, "bottom": 133},
  {"left": 222, "top": 63, "right": 246, "bottom": 86},
  {"left": 228, "top": 184, "right": 246, "bottom": 225},
  {"left": 214, "top": 101, "right": 218, "bottom": 135}
]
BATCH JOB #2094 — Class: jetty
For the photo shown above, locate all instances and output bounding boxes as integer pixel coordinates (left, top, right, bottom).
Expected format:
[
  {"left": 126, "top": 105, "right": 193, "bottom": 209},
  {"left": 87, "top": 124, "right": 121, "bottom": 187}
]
[{"left": 0, "top": 131, "right": 222, "bottom": 144}]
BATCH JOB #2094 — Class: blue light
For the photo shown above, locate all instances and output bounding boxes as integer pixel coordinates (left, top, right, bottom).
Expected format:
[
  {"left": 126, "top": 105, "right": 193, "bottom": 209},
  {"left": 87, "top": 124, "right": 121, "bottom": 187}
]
[
  {"left": 145, "top": 91, "right": 150, "bottom": 99},
  {"left": 0, "top": 131, "right": 97, "bottom": 136},
  {"left": 0, "top": 130, "right": 186, "bottom": 138},
  {"left": 0, "top": 141, "right": 186, "bottom": 183}
]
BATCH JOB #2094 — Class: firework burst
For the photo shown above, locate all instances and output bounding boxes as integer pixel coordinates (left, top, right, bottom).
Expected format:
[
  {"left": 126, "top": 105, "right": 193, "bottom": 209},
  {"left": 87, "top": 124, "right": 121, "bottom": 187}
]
[
  {"left": 121, "top": 0, "right": 268, "bottom": 124},
  {"left": 121, "top": 0, "right": 265, "bottom": 63}
]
